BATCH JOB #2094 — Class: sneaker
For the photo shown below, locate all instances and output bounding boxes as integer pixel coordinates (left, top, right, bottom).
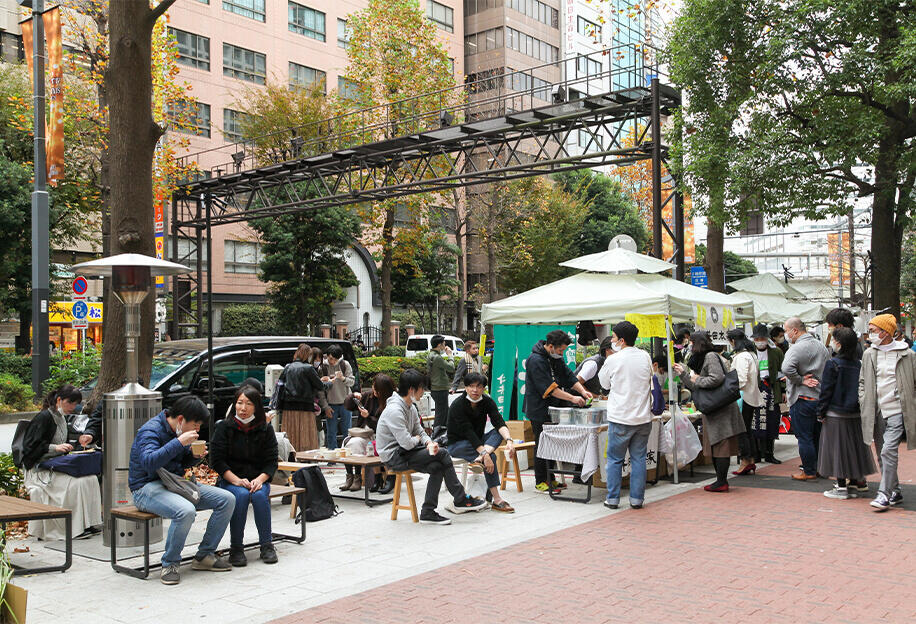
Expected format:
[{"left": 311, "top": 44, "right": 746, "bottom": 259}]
[
  {"left": 259, "top": 544, "right": 278, "bottom": 564},
  {"left": 160, "top": 564, "right": 180, "bottom": 585},
  {"left": 228, "top": 546, "right": 247, "bottom": 567},
  {"left": 191, "top": 553, "right": 232, "bottom": 571},
  {"left": 535, "top": 482, "right": 551, "bottom": 493},
  {"left": 550, "top": 480, "right": 568, "bottom": 490},
  {"left": 870, "top": 492, "right": 890, "bottom": 512},
  {"left": 889, "top": 491, "right": 903, "bottom": 506},
  {"left": 630, "top": 503, "right": 644, "bottom": 509},
  {"left": 419, "top": 511, "right": 451, "bottom": 525},
  {"left": 451, "top": 495, "right": 487, "bottom": 513},
  {"left": 603, "top": 500, "right": 618, "bottom": 510},
  {"left": 823, "top": 486, "right": 850, "bottom": 500},
  {"left": 468, "top": 461, "right": 485, "bottom": 474}
]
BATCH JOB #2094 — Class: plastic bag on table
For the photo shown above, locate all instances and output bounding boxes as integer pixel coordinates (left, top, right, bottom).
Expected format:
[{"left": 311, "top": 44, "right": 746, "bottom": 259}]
[{"left": 663, "top": 407, "right": 702, "bottom": 469}]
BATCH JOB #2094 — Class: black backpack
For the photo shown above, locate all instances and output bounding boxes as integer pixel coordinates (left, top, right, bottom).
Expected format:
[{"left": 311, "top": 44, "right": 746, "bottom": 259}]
[
  {"left": 291, "top": 465, "right": 339, "bottom": 522},
  {"left": 11, "top": 419, "right": 31, "bottom": 468}
]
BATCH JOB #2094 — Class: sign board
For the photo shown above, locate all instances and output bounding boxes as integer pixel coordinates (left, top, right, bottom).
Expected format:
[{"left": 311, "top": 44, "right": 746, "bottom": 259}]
[
  {"left": 49, "top": 301, "right": 103, "bottom": 323},
  {"left": 71, "top": 319, "right": 88, "bottom": 329},
  {"left": 690, "top": 266, "right": 708, "bottom": 288},
  {"left": 155, "top": 233, "right": 166, "bottom": 289},
  {"left": 72, "top": 275, "right": 88, "bottom": 296},
  {"left": 71, "top": 300, "right": 89, "bottom": 320}
]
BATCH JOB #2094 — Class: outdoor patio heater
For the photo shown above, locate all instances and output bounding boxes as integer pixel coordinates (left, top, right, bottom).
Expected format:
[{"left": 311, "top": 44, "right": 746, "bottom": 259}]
[{"left": 73, "top": 253, "right": 191, "bottom": 547}]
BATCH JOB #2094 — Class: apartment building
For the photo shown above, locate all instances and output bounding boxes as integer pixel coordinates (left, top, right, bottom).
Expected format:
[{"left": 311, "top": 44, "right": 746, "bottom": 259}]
[{"left": 163, "top": 0, "right": 465, "bottom": 335}]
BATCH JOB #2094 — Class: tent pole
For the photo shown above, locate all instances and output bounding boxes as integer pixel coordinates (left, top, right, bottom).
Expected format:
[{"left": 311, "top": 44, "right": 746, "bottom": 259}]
[{"left": 667, "top": 314, "right": 679, "bottom": 484}]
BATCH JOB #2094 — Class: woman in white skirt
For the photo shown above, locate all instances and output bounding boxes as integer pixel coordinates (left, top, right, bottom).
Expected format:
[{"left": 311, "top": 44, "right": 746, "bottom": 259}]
[{"left": 21, "top": 385, "right": 103, "bottom": 540}]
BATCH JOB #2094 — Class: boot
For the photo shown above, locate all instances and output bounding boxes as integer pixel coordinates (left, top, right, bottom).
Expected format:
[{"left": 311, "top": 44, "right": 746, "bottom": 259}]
[
  {"left": 369, "top": 473, "right": 383, "bottom": 493},
  {"left": 349, "top": 474, "right": 363, "bottom": 491},
  {"left": 763, "top": 439, "right": 782, "bottom": 464},
  {"left": 339, "top": 474, "right": 354, "bottom": 491},
  {"left": 378, "top": 474, "right": 396, "bottom": 494}
]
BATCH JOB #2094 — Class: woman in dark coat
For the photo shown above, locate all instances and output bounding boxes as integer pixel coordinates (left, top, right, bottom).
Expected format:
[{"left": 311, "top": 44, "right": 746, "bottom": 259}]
[
  {"left": 269, "top": 343, "right": 326, "bottom": 451},
  {"left": 751, "top": 323, "right": 785, "bottom": 463},
  {"left": 341, "top": 374, "right": 395, "bottom": 493},
  {"left": 675, "top": 331, "right": 745, "bottom": 492},
  {"left": 211, "top": 385, "right": 279, "bottom": 567}
]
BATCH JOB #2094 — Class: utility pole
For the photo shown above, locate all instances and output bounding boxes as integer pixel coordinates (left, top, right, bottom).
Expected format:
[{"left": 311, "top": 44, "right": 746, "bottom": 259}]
[
  {"left": 848, "top": 209, "right": 856, "bottom": 305},
  {"left": 23, "top": 0, "right": 49, "bottom": 395}
]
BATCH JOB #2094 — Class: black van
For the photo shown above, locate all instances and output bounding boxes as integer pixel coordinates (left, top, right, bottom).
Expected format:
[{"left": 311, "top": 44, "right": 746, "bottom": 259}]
[{"left": 149, "top": 336, "right": 359, "bottom": 423}]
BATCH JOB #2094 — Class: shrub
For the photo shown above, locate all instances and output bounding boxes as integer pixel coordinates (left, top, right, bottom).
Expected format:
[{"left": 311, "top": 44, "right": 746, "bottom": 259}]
[
  {"left": 0, "top": 353, "right": 31, "bottom": 385},
  {"left": 0, "top": 374, "right": 35, "bottom": 413},
  {"left": 0, "top": 453, "right": 23, "bottom": 497},
  {"left": 375, "top": 345, "right": 405, "bottom": 357},
  {"left": 42, "top": 344, "right": 102, "bottom": 395},
  {"left": 221, "top": 303, "right": 281, "bottom": 336},
  {"left": 356, "top": 354, "right": 491, "bottom": 388}
]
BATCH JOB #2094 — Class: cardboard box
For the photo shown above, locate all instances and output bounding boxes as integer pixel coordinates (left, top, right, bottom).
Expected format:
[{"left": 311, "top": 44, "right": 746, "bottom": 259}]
[
  {"left": 1, "top": 583, "right": 27, "bottom": 624},
  {"left": 507, "top": 420, "right": 534, "bottom": 468}
]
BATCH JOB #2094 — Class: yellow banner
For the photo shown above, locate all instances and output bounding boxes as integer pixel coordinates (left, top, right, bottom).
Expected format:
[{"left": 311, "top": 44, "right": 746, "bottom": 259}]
[
  {"left": 625, "top": 313, "right": 667, "bottom": 338},
  {"left": 43, "top": 6, "right": 64, "bottom": 185},
  {"left": 49, "top": 301, "right": 104, "bottom": 324}
]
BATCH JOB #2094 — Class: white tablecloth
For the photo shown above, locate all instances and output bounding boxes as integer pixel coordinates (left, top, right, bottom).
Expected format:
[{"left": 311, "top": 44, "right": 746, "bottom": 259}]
[{"left": 536, "top": 424, "right": 605, "bottom": 481}]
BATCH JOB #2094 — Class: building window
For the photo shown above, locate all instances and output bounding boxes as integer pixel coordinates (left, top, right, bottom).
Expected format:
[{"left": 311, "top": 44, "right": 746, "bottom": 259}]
[
  {"left": 337, "top": 76, "right": 360, "bottom": 100},
  {"left": 466, "top": 67, "right": 505, "bottom": 93},
  {"left": 170, "top": 101, "right": 211, "bottom": 138},
  {"left": 464, "top": 0, "right": 502, "bottom": 15},
  {"left": 426, "top": 1, "right": 454, "bottom": 33},
  {"left": 577, "top": 15, "right": 602, "bottom": 39},
  {"left": 1, "top": 31, "right": 24, "bottom": 63},
  {"left": 505, "top": 27, "right": 558, "bottom": 63},
  {"left": 224, "top": 240, "right": 261, "bottom": 274},
  {"left": 289, "top": 62, "right": 327, "bottom": 93},
  {"left": 288, "top": 2, "right": 326, "bottom": 41},
  {"left": 577, "top": 128, "right": 602, "bottom": 149},
  {"left": 506, "top": 0, "right": 558, "bottom": 29},
  {"left": 169, "top": 28, "right": 210, "bottom": 71},
  {"left": 464, "top": 27, "right": 504, "bottom": 56},
  {"left": 223, "top": 43, "right": 266, "bottom": 84},
  {"left": 223, "top": 0, "right": 265, "bottom": 22},
  {"left": 506, "top": 67, "right": 551, "bottom": 101},
  {"left": 576, "top": 56, "right": 601, "bottom": 77},
  {"left": 337, "top": 19, "right": 350, "bottom": 49},
  {"left": 223, "top": 108, "right": 250, "bottom": 141},
  {"left": 173, "top": 237, "right": 208, "bottom": 271}
]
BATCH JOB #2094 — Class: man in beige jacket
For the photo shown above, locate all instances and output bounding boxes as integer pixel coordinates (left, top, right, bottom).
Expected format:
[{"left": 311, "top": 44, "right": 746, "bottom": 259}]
[{"left": 859, "top": 314, "right": 916, "bottom": 511}]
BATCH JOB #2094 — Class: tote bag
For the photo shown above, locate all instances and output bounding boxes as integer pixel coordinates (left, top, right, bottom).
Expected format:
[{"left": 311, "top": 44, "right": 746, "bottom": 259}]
[{"left": 692, "top": 355, "right": 740, "bottom": 414}]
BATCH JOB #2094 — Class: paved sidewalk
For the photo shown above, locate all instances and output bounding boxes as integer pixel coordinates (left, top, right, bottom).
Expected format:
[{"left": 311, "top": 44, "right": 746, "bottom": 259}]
[{"left": 276, "top": 450, "right": 916, "bottom": 624}]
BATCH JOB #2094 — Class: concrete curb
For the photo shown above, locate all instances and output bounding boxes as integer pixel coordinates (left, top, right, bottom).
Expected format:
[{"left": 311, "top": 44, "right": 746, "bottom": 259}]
[{"left": 0, "top": 411, "right": 37, "bottom": 425}]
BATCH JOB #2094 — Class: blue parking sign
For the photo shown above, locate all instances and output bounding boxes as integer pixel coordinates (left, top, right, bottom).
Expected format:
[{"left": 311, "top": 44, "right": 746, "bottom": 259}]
[{"left": 72, "top": 300, "right": 89, "bottom": 320}]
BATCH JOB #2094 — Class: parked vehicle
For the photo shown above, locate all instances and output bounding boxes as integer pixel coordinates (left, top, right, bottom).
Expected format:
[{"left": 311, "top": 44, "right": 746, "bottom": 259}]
[{"left": 404, "top": 334, "right": 464, "bottom": 358}]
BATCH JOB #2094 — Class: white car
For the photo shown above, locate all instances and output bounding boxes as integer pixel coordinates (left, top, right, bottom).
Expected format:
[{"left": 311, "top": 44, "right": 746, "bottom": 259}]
[{"left": 404, "top": 334, "right": 465, "bottom": 358}]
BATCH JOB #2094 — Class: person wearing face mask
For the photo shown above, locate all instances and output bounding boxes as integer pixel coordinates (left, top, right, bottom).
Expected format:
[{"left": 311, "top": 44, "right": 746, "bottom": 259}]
[
  {"left": 770, "top": 325, "right": 789, "bottom": 354},
  {"left": 523, "top": 330, "right": 594, "bottom": 493},
  {"left": 858, "top": 314, "right": 916, "bottom": 511},
  {"left": 427, "top": 335, "right": 456, "bottom": 428},
  {"left": 376, "top": 369, "right": 487, "bottom": 524},
  {"left": 129, "top": 396, "right": 236, "bottom": 584},
  {"left": 780, "top": 317, "right": 830, "bottom": 480},
  {"left": 673, "top": 327, "right": 692, "bottom": 364},
  {"left": 21, "top": 384, "right": 103, "bottom": 540},
  {"left": 751, "top": 324, "right": 785, "bottom": 463},
  {"left": 210, "top": 386, "right": 279, "bottom": 567},
  {"left": 446, "top": 372, "right": 516, "bottom": 513},
  {"left": 728, "top": 329, "right": 765, "bottom": 476}
]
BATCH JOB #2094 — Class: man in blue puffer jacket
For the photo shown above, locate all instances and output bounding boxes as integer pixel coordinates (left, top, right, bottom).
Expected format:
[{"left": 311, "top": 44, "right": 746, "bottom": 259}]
[{"left": 129, "top": 396, "right": 235, "bottom": 585}]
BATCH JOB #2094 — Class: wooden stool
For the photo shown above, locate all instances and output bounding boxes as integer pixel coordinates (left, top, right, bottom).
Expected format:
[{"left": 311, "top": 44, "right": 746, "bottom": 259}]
[
  {"left": 499, "top": 441, "right": 536, "bottom": 493},
  {"left": 390, "top": 470, "right": 418, "bottom": 522}
]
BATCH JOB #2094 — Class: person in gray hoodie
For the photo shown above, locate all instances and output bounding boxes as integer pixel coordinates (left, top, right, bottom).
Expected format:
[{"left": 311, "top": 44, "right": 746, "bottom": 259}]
[
  {"left": 376, "top": 369, "right": 486, "bottom": 524},
  {"left": 780, "top": 317, "right": 830, "bottom": 480},
  {"left": 859, "top": 314, "right": 916, "bottom": 511}
]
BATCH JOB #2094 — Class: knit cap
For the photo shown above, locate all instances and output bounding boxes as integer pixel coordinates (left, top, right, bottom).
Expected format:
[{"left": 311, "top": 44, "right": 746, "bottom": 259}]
[{"left": 870, "top": 314, "right": 897, "bottom": 336}]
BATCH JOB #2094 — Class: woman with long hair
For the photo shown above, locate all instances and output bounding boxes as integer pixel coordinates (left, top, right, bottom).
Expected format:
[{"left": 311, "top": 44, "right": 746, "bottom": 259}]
[
  {"left": 210, "top": 385, "right": 279, "bottom": 566},
  {"left": 20, "top": 385, "right": 103, "bottom": 539},
  {"left": 815, "top": 327, "right": 877, "bottom": 499},
  {"left": 674, "top": 332, "right": 745, "bottom": 492},
  {"left": 269, "top": 343, "right": 325, "bottom": 451},
  {"left": 728, "top": 328, "right": 764, "bottom": 475},
  {"left": 342, "top": 374, "right": 396, "bottom": 492}
]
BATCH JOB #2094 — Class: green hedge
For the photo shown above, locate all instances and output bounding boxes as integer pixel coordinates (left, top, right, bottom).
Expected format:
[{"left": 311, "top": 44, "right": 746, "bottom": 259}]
[
  {"left": 0, "top": 373, "right": 36, "bottom": 413},
  {"left": 221, "top": 303, "right": 281, "bottom": 336},
  {"left": 42, "top": 344, "right": 102, "bottom": 395},
  {"left": 356, "top": 355, "right": 491, "bottom": 387},
  {"left": 0, "top": 353, "right": 31, "bottom": 385},
  {"left": 0, "top": 453, "right": 23, "bottom": 497}
]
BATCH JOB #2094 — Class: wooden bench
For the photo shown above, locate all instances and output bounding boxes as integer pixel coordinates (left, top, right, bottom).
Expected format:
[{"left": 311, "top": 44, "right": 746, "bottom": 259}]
[
  {"left": 390, "top": 471, "right": 418, "bottom": 522},
  {"left": 110, "top": 484, "right": 306, "bottom": 579},
  {"left": 0, "top": 494, "right": 72, "bottom": 575},
  {"left": 498, "top": 441, "right": 536, "bottom": 493}
]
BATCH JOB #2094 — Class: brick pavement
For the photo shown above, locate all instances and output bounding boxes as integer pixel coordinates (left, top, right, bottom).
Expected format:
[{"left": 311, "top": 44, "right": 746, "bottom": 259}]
[{"left": 275, "top": 448, "right": 915, "bottom": 624}]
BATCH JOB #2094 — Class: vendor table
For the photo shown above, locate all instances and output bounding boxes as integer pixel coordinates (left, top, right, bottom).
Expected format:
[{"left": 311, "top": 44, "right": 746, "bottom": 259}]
[{"left": 536, "top": 423, "right": 608, "bottom": 503}]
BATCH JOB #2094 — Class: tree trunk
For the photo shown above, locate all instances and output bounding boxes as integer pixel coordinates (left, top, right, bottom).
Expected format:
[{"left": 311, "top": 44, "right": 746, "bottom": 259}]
[
  {"left": 705, "top": 221, "right": 726, "bottom": 293},
  {"left": 380, "top": 205, "right": 395, "bottom": 346},
  {"left": 871, "top": 133, "right": 903, "bottom": 316},
  {"left": 91, "top": 0, "right": 175, "bottom": 403}
]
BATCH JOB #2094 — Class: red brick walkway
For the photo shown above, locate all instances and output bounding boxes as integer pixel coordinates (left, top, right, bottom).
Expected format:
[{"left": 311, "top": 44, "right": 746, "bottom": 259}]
[{"left": 275, "top": 450, "right": 916, "bottom": 624}]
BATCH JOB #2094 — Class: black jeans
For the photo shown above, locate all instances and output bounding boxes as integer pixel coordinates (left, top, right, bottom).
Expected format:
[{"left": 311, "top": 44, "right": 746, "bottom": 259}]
[
  {"left": 530, "top": 419, "right": 554, "bottom": 486},
  {"left": 431, "top": 390, "right": 450, "bottom": 428},
  {"left": 386, "top": 447, "right": 467, "bottom": 513},
  {"left": 738, "top": 402, "right": 760, "bottom": 461}
]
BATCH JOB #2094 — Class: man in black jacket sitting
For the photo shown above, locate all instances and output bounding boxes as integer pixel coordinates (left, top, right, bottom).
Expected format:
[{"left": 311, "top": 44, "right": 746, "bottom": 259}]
[{"left": 446, "top": 373, "right": 517, "bottom": 513}]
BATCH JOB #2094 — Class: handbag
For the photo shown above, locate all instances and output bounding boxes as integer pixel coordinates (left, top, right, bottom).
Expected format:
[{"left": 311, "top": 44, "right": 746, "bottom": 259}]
[
  {"left": 38, "top": 450, "right": 102, "bottom": 477},
  {"left": 691, "top": 354, "right": 740, "bottom": 414},
  {"left": 347, "top": 427, "right": 373, "bottom": 439},
  {"left": 156, "top": 467, "right": 201, "bottom": 504},
  {"left": 650, "top": 375, "right": 665, "bottom": 416}
]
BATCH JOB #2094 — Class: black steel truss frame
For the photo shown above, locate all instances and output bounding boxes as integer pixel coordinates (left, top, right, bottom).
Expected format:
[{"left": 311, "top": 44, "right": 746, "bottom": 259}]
[{"left": 170, "top": 47, "right": 684, "bottom": 339}]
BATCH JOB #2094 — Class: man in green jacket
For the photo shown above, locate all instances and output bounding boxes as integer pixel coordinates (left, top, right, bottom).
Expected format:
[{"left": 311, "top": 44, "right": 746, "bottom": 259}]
[{"left": 428, "top": 335, "right": 455, "bottom": 428}]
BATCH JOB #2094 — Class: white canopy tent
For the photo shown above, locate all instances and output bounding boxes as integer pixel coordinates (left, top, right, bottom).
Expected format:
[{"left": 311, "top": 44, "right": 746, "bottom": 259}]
[
  {"left": 558, "top": 247, "right": 676, "bottom": 274},
  {"left": 728, "top": 292, "right": 829, "bottom": 324},
  {"left": 481, "top": 272, "right": 754, "bottom": 325},
  {"left": 728, "top": 273, "right": 807, "bottom": 299}
]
